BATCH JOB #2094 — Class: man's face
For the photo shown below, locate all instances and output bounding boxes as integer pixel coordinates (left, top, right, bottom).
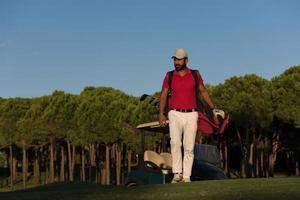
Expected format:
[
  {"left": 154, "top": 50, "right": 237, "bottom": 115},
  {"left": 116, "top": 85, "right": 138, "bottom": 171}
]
[{"left": 174, "top": 58, "right": 188, "bottom": 70}]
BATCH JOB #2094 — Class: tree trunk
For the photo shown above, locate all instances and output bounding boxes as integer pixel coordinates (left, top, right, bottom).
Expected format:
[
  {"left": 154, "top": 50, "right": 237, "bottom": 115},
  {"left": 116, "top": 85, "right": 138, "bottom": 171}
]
[
  {"left": 54, "top": 145, "right": 58, "bottom": 181},
  {"left": 89, "top": 144, "right": 92, "bottom": 182},
  {"left": 101, "top": 167, "right": 106, "bottom": 184},
  {"left": 127, "top": 149, "right": 132, "bottom": 174},
  {"left": 45, "top": 157, "right": 49, "bottom": 184},
  {"left": 260, "top": 150, "right": 264, "bottom": 177},
  {"left": 236, "top": 128, "right": 246, "bottom": 178},
  {"left": 121, "top": 172, "right": 125, "bottom": 185},
  {"left": 9, "top": 143, "right": 13, "bottom": 188},
  {"left": 89, "top": 144, "right": 95, "bottom": 182},
  {"left": 90, "top": 144, "right": 96, "bottom": 166},
  {"left": 67, "top": 140, "right": 73, "bottom": 181},
  {"left": 12, "top": 153, "right": 17, "bottom": 185},
  {"left": 118, "top": 149, "right": 122, "bottom": 184},
  {"left": 219, "top": 142, "right": 224, "bottom": 169},
  {"left": 95, "top": 143, "right": 99, "bottom": 184},
  {"left": 5, "top": 151, "right": 9, "bottom": 187},
  {"left": 249, "top": 143, "right": 254, "bottom": 178},
  {"left": 33, "top": 147, "right": 40, "bottom": 185},
  {"left": 60, "top": 146, "right": 65, "bottom": 182},
  {"left": 72, "top": 145, "right": 75, "bottom": 180},
  {"left": 67, "top": 140, "right": 76, "bottom": 182},
  {"left": 105, "top": 144, "right": 110, "bottom": 185},
  {"left": 22, "top": 144, "right": 27, "bottom": 188},
  {"left": 49, "top": 138, "right": 55, "bottom": 183},
  {"left": 265, "top": 151, "right": 269, "bottom": 177},
  {"left": 296, "top": 155, "right": 299, "bottom": 176},
  {"left": 256, "top": 149, "right": 259, "bottom": 177},
  {"left": 224, "top": 141, "right": 229, "bottom": 175},
  {"left": 116, "top": 144, "right": 121, "bottom": 185},
  {"left": 268, "top": 131, "right": 280, "bottom": 177},
  {"left": 81, "top": 147, "right": 85, "bottom": 182}
]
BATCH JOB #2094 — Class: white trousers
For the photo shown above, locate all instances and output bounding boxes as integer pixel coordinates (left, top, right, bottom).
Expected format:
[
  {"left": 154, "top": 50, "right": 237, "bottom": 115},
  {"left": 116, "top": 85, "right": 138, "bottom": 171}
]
[{"left": 168, "top": 110, "right": 198, "bottom": 179}]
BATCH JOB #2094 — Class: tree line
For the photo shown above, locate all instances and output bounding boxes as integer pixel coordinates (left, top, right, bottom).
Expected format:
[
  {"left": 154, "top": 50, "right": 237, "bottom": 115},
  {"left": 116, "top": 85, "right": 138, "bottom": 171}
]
[
  {"left": 210, "top": 66, "right": 300, "bottom": 178},
  {"left": 0, "top": 65, "right": 299, "bottom": 189},
  {"left": 0, "top": 87, "right": 158, "bottom": 188}
]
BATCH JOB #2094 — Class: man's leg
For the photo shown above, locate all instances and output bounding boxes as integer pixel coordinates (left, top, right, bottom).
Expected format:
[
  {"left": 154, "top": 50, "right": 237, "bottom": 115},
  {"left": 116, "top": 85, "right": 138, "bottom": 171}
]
[
  {"left": 168, "top": 110, "right": 183, "bottom": 175},
  {"left": 182, "top": 112, "right": 198, "bottom": 181}
]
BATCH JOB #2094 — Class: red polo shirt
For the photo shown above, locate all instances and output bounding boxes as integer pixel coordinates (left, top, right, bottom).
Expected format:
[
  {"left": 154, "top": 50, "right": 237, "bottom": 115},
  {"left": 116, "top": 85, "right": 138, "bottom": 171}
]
[{"left": 162, "top": 68, "right": 204, "bottom": 109}]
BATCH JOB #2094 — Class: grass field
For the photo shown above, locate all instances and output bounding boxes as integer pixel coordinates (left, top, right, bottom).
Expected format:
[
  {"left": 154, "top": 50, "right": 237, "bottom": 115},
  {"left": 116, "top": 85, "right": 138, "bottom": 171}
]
[{"left": 0, "top": 177, "right": 299, "bottom": 200}]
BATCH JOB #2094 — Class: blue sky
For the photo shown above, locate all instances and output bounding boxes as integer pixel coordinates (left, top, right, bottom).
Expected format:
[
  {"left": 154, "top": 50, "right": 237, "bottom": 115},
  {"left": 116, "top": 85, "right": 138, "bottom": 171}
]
[{"left": 1, "top": 0, "right": 300, "bottom": 98}]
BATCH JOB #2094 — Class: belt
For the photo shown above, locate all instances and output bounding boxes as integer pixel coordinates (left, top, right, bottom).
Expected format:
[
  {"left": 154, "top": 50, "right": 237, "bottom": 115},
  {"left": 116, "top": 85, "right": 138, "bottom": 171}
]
[{"left": 171, "top": 108, "right": 198, "bottom": 113}]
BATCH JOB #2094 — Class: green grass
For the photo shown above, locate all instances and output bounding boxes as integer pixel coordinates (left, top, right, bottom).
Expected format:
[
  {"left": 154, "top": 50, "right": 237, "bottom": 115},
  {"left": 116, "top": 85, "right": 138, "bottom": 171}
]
[{"left": 0, "top": 177, "right": 299, "bottom": 200}]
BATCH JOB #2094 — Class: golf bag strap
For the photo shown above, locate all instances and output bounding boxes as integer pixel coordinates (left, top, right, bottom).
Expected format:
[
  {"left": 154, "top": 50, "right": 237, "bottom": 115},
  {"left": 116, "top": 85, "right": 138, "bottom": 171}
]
[
  {"left": 167, "top": 70, "right": 174, "bottom": 95},
  {"left": 191, "top": 70, "right": 204, "bottom": 111},
  {"left": 165, "top": 70, "right": 174, "bottom": 115}
]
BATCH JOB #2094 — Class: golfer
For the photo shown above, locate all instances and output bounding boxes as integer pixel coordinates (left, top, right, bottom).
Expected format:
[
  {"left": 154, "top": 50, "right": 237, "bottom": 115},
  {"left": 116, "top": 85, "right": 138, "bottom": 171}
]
[{"left": 159, "top": 48, "right": 215, "bottom": 183}]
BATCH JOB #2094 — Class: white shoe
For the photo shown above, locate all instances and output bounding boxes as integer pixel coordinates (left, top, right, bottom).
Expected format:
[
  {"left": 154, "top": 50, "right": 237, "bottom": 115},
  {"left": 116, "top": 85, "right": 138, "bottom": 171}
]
[
  {"left": 182, "top": 178, "right": 191, "bottom": 183},
  {"left": 171, "top": 173, "right": 183, "bottom": 183}
]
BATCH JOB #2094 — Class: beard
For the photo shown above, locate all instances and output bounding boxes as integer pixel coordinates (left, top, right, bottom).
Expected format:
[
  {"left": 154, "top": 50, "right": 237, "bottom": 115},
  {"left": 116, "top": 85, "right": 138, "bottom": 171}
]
[{"left": 174, "top": 63, "right": 187, "bottom": 72}]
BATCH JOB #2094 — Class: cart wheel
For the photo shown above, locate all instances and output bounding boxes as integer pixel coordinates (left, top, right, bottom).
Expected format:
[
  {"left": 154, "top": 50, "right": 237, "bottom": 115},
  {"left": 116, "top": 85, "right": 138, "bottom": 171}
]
[{"left": 126, "top": 182, "right": 137, "bottom": 187}]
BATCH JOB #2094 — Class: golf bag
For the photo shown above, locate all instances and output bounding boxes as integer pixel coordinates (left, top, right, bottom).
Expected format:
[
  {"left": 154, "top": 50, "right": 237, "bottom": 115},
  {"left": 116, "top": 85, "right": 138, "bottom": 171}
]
[{"left": 167, "top": 70, "right": 229, "bottom": 135}]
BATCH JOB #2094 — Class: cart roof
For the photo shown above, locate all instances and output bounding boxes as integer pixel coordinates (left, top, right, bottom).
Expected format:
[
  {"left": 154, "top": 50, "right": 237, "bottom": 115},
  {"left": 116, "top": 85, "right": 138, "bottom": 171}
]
[{"left": 136, "top": 121, "right": 169, "bottom": 133}]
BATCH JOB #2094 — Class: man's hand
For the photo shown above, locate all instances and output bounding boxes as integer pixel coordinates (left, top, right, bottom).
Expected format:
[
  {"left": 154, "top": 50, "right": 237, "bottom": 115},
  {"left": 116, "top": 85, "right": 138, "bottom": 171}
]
[
  {"left": 159, "top": 87, "right": 168, "bottom": 127},
  {"left": 213, "top": 109, "right": 225, "bottom": 119},
  {"left": 159, "top": 114, "right": 168, "bottom": 127}
]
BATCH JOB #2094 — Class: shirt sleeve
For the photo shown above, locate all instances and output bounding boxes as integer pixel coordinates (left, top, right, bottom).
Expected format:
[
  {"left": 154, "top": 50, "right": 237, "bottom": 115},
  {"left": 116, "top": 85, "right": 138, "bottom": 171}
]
[
  {"left": 162, "top": 73, "right": 169, "bottom": 89},
  {"left": 196, "top": 70, "right": 204, "bottom": 86}
]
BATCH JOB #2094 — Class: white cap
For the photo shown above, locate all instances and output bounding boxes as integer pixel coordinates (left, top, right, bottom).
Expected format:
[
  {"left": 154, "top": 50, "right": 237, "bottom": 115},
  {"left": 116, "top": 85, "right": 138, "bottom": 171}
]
[{"left": 171, "top": 48, "right": 188, "bottom": 59}]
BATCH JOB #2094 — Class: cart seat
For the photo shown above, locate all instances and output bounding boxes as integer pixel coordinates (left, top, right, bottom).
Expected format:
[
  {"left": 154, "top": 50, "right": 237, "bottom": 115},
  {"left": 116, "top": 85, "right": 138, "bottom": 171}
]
[{"left": 144, "top": 151, "right": 172, "bottom": 170}]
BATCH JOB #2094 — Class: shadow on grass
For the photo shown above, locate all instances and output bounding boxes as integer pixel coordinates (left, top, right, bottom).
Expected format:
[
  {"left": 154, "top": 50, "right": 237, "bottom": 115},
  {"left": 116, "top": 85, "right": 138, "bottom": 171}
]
[{"left": 0, "top": 178, "right": 300, "bottom": 200}]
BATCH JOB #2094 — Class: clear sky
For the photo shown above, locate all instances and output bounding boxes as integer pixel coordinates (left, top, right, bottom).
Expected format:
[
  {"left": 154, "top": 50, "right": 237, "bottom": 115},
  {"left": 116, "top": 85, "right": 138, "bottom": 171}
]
[{"left": 1, "top": 0, "right": 300, "bottom": 98}]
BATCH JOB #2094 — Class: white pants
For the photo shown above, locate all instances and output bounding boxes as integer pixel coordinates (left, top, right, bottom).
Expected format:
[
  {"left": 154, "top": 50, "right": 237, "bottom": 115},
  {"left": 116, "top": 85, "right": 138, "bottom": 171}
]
[{"left": 168, "top": 110, "right": 198, "bottom": 179}]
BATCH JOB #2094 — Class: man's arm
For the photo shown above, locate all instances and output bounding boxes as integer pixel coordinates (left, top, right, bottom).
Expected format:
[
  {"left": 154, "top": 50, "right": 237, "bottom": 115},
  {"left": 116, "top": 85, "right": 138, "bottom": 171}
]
[
  {"left": 159, "top": 87, "right": 168, "bottom": 126},
  {"left": 199, "top": 84, "right": 215, "bottom": 109}
]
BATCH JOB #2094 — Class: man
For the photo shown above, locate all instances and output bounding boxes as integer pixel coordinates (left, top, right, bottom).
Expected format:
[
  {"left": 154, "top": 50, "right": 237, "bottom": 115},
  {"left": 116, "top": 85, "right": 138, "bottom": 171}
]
[{"left": 159, "top": 48, "right": 215, "bottom": 183}]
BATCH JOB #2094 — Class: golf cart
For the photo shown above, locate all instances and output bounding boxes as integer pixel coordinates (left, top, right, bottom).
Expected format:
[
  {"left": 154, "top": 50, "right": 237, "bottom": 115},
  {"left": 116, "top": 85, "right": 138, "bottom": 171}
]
[{"left": 124, "top": 121, "right": 227, "bottom": 187}]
